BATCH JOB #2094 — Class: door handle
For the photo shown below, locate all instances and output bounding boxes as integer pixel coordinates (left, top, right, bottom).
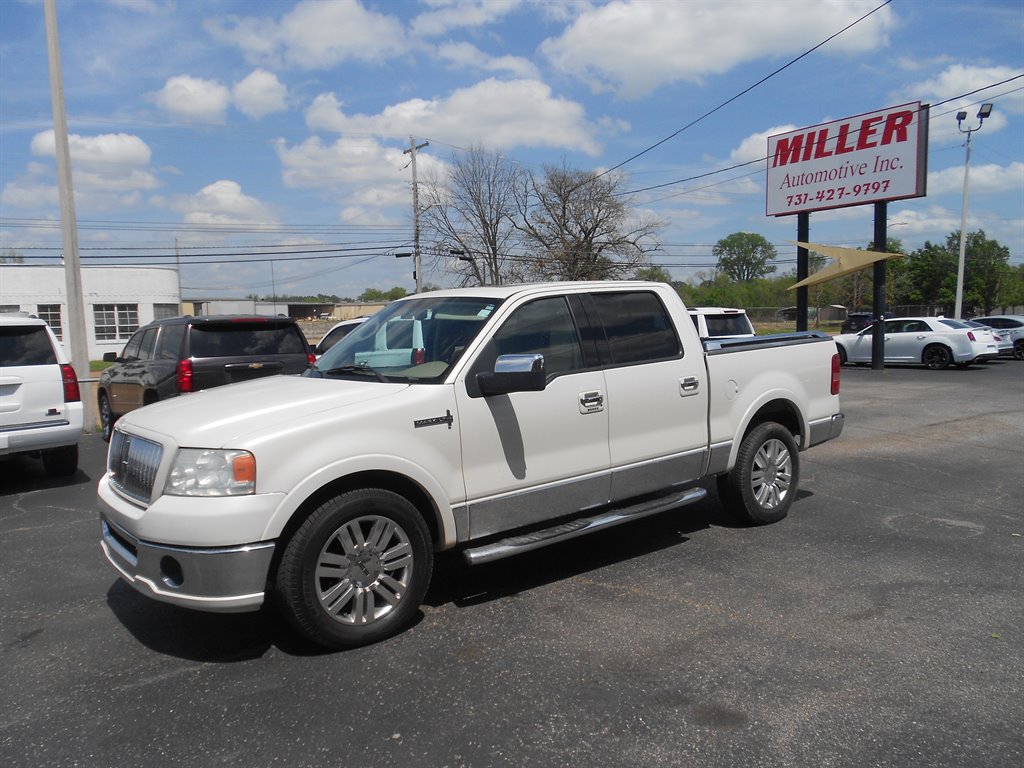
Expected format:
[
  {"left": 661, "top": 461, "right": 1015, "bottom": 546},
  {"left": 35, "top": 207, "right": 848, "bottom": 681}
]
[
  {"left": 579, "top": 391, "right": 604, "bottom": 414},
  {"left": 680, "top": 377, "right": 700, "bottom": 396}
]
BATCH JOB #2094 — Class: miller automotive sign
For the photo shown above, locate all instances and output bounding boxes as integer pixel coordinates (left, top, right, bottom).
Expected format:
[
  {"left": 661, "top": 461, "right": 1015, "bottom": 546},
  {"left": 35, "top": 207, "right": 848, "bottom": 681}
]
[{"left": 766, "top": 102, "right": 929, "bottom": 217}]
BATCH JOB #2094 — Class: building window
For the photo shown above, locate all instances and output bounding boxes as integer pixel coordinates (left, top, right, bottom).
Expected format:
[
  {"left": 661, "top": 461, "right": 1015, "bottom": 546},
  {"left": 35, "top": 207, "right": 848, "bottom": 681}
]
[
  {"left": 94, "top": 304, "right": 139, "bottom": 340},
  {"left": 37, "top": 304, "right": 63, "bottom": 340},
  {"left": 154, "top": 303, "right": 179, "bottom": 320},
  {"left": 0, "top": 305, "right": 19, "bottom": 314}
]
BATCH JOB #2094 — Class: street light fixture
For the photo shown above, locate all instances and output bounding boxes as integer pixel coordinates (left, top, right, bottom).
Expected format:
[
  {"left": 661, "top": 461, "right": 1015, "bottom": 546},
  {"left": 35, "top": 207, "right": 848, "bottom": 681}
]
[{"left": 953, "top": 103, "right": 994, "bottom": 319}]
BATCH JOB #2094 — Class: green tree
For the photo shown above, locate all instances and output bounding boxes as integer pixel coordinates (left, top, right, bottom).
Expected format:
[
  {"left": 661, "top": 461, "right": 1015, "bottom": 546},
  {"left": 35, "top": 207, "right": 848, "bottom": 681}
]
[
  {"left": 633, "top": 265, "right": 673, "bottom": 283},
  {"left": 713, "top": 232, "right": 777, "bottom": 282},
  {"left": 905, "top": 240, "right": 957, "bottom": 310},
  {"left": 360, "top": 287, "right": 407, "bottom": 302},
  {"left": 948, "top": 229, "right": 1011, "bottom": 315}
]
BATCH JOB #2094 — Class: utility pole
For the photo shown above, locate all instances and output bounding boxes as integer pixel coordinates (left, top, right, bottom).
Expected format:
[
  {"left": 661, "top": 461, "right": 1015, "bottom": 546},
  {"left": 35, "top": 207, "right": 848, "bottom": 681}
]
[
  {"left": 404, "top": 137, "right": 429, "bottom": 293},
  {"left": 44, "top": 0, "right": 94, "bottom": 430}
]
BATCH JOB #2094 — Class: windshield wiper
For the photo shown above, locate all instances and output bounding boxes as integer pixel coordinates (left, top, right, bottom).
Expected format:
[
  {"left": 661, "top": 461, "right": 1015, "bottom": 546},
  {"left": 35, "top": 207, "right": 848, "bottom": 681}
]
[{"left": 323, "top": 364, "right": 390, "bottom": 383}]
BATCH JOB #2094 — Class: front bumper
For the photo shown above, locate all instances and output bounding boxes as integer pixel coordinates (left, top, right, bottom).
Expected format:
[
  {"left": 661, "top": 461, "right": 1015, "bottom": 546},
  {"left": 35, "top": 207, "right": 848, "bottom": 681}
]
[{"left": 100, "top": 514, "right": 274, "bottom": 613}]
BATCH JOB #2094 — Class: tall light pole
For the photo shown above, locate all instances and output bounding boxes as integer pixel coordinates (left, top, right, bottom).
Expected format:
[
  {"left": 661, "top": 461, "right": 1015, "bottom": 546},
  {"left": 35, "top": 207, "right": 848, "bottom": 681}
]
[{"left": 953, "top": 103, "right": 993, "bottom": 319}]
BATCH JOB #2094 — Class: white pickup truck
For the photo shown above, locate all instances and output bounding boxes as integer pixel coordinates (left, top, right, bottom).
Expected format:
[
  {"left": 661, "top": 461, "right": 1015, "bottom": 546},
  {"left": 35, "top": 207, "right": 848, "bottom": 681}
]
[{"left": 98, "top": 282, "right": 843, "bottom": 649}]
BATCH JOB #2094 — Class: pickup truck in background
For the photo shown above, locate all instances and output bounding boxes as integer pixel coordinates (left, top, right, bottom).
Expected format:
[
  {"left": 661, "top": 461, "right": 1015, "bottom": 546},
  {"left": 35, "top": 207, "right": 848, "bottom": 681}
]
[
  {"left": 688, "top": 306, "right": 756, "bottom": 339},
  {"left": 98, "top": 282, "right": 843, "bottom": 649}
]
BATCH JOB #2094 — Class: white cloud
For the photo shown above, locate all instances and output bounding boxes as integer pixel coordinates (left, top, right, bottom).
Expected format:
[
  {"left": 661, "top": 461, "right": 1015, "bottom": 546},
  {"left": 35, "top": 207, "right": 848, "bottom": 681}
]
[
  {"left": 927, "top": 161, "right": 1024, "bottom": 197},
  {"left": 540, "top": 0, "right": 895, "bottom": 99},
  {"left": 31, "top": 131, "right": 152, "bottom": 169},
  {"left": 205, "top": 0, "right": 408, "bottom": 70},
  {"left": 436, "top": 42, "right": 540, "bottom": 79},
  {"left": 411, "top": 0, "right": 522, "bottom": 37},
  {"left": 900, "top": 64, "right": 1024, "bottom": 115},
  {"left": 729, "top": 125, "right": 798, "bottom": 164},
  {"left": 305, "top": 79, "right": 603, "bottom": 154},
  {"left": 232, "top": 69, "right": 289, "bottom": 119},
  {"left": 9, "top": 131, "right": 160, "bottom": 212},
  {"left": 169, "top": 180, "right": 278, "bottom": 227},
  {"left": 152, "top": 75, "right": 231, "bottom": 124}
]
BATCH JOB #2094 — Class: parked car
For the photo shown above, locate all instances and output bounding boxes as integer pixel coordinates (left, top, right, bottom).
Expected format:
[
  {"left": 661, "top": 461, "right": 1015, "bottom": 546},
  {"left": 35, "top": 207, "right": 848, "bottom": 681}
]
[
  {"left": 971, "top": 315, "right": 1024, "bottom": 360},
  {"left": 961, "top": 320, "right": 1012, "bottom": 358},
  {"left": 313, "top": 317, "right": 367, "bottom": 358},
  {"left": 840, "top": 312, "right": 874, "bottom": 334},
  {"left": 0, "top": 312, "right": 83, "bottom": 476},
  {"left": 687, "top": 307, "right": 755, "bottom": 339},
  {"left": 833, "top": 316, "right": 999, "bottom": 369},
  {"left": 97, "top": 315, "right": 314, "bottom": 441}
]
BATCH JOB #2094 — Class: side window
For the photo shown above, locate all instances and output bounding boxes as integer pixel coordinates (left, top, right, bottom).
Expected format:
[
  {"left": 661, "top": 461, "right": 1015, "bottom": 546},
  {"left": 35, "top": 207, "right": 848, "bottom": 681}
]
[
  {"left": 138, "top": 328, "right": 158, "bottom": 360},
  {"left": 156, "top": 324, "right": 186, "bottom": 360},
  {"left": 590, "top": 292, "right": 681, "bottom": 365},
  {"left": 905, "top": 321, "right": 928, "bottom": 333},
  {"left": 474, "top": 297, "right": 583, "bottom": 379},
  {"left": 883, "top": 320, "right": 902, "bottom": 334},
  {"left": 120, "top": 331, "right": 144, "bottom": 361}
]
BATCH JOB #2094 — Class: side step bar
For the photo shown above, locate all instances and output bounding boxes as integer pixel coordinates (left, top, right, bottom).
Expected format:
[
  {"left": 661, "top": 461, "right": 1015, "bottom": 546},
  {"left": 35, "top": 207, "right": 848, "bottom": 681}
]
[{"left": 462, "top": 487, "right": 707, "bottom": 566}]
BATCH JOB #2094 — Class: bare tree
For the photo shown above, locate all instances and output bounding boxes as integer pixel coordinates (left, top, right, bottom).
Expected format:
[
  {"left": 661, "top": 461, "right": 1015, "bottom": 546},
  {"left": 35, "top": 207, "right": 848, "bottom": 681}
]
[
  {"left": 515, "top": 162, "right": 662, "bottom": 281},
  {"left": 420, "top": 146, "right": 526, "bottom": 286}
]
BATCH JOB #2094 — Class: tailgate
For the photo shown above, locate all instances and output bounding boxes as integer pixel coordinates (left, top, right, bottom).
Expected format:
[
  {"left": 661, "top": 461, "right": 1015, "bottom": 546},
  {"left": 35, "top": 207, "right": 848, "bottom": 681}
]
[{"left": 0, "top": 367, "right": 67, "bottom": 431}]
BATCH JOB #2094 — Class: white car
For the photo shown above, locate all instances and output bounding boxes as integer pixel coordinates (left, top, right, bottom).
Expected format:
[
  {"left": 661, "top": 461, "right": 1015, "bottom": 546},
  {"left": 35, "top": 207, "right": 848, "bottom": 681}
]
[
  {"left": 971, "top": 315, "right": 1024, "bottom": 360},
  {"left": 0, "top": 313, "right": 84, "bottom": 475},
  {"left": 313, "top": 317, "right": 367, "bottom": 358},
  {"left": 833, "top": 316, "right": 999, "bottom": 370},
  {"left": 962, "top": 320, "right": 1012, "bottom": 358}
]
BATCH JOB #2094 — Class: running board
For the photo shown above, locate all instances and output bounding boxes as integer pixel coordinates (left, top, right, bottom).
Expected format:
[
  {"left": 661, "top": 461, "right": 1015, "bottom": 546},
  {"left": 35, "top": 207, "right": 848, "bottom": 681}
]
[{"left": 462, "top": 487, "right": 707, "bottom": 566}]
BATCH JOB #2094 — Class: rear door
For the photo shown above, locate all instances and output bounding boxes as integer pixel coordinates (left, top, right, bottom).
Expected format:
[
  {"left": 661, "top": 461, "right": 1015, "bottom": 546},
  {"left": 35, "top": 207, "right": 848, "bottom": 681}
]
[{"left": 588, "top": 290, "right": 710, "bottom": 501}]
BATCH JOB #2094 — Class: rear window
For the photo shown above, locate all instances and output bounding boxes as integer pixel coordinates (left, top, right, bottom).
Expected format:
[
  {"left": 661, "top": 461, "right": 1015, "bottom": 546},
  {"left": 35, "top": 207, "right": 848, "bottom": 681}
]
[
  {"left": 591, "top": 292, "right": 681, "bottom": 364},
  {"left": 704, "top": 314, "right": 752, "bottom": 337},
  {"left": 189, "top": 322, "right": 307, "bottom": 358},
  {"left": 0, "top": 325, "right": 57, "bottom": 366}
]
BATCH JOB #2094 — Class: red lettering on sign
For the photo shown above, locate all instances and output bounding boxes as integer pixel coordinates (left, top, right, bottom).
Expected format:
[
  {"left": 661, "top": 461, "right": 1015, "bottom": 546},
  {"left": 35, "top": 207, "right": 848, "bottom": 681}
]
[
  {"left": 856, "top": 115, "right": 883, "bottom": 150},
  {"left": 835, "top": 124, "right": 855, "bottom": 155},
  {"left": 881, "top": 110, "right": 914, "bottom": 145}
]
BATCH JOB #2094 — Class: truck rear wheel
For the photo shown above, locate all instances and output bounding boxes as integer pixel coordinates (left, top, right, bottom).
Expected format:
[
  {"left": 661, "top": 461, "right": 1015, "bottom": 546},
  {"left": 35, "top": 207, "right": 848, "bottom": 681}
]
[
  {"left": 275, "top": 488, "right": 433, "bottom": 649},
  {"left": 718, "top": 422, "right": 799, "bottom": 525}
]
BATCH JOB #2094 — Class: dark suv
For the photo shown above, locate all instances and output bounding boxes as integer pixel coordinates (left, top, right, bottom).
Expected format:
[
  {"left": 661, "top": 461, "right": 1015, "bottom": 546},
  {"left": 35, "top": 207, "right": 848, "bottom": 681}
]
[{"left": 97, "top": 315, "right": 313, "bottom": 441}]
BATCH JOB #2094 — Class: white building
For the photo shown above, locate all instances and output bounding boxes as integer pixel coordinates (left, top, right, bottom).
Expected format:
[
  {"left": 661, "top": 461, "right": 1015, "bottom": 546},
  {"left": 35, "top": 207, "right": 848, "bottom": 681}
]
[{"left": 0, "top": 264, "right": 180, "bottom": 359}]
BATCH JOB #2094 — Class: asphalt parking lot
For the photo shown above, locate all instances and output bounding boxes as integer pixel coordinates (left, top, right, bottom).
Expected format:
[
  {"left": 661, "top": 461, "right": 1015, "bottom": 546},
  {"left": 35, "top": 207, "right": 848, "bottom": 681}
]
[{"left": 2, "top": 360, "right": 1022, "bottom": 768}]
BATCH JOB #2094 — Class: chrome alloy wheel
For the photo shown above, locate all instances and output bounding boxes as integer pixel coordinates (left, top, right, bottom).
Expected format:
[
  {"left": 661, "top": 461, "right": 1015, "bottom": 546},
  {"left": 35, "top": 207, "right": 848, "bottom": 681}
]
[
  {"left": 749, "top": 438, "right": 793, "bottom": 510},
  {"left": 315, "top": 515, "right": 414, "bottom": 626}
]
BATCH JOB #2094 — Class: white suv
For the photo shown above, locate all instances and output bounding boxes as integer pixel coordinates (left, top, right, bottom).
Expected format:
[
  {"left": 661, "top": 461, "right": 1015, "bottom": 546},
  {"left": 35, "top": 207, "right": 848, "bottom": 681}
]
[{"left": 0, "top": 313, "right": 83, "bottom": 476}]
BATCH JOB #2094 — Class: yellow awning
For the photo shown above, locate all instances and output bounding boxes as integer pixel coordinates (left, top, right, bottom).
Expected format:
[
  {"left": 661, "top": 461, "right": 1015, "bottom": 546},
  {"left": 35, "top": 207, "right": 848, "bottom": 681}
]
[{"left": 787, "top": 241, "right": 903, "bottom": 290}]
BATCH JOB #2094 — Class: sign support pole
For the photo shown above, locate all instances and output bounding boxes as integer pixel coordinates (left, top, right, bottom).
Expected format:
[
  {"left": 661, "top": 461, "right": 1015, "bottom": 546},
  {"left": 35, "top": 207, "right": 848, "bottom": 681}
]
[
  {"left": 871, "top": 201, "right": 888, "bottom": 370},
  {"left": 796, "top": 213, "right": 809, "bottom": 332}
]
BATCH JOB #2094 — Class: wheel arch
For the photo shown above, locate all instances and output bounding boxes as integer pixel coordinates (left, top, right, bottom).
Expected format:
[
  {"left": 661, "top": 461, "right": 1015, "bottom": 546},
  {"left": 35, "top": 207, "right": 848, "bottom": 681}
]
[{"left": 266, "top": 470, "right": 445, "bottom": 589}]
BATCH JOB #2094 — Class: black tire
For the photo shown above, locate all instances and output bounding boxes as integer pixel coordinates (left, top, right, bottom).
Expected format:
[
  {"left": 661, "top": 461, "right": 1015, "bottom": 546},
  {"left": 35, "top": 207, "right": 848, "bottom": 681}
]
[
  {"left": 42, "top": 444, "right": 78, "bottom": 477},
  {"left": 1014, "top": 341, "right": 1024, "bottom": 361},
  {"left": 922, "top": 345, "right": 952, "bottom": 370},
  {"left": 99, "top": 393, "right": 114, "bottom": 442},
  {"left": 836, "top": 344, "right": 848, "bottom": 365},
  {"left": 275, "top": 489, "right": 433, "bottom": 649},
  {"left": 718, "top": 422, "right": 799, "bottom": 525}
]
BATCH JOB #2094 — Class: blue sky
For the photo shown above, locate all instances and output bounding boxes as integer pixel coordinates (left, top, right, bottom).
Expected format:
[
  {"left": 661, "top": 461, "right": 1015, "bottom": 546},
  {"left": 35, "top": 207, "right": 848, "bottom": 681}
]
[{"left": 1, "top": 0, "right": 1022, "bottom": 300}]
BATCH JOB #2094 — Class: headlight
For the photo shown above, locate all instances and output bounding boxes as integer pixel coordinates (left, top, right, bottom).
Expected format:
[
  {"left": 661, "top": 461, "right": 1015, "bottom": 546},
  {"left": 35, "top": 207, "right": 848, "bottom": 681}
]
[{"left": 165, "top": 449, "right": 256, "bottom": 497}]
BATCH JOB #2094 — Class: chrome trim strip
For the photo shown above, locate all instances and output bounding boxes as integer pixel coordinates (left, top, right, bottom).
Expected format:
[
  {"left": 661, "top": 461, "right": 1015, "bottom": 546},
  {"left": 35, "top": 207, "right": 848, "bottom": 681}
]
[
  {"left": 610, "top": 449, "right": 706, "bottom": 501},
  {"left": 807, "top": 413, "right": 845, "bottom": 447},
  {"left": 705, "top": 441, "right": 733, "bottom": 476},
  {"left": 0, "top": 419, "right": 70, "bottom": 433}
]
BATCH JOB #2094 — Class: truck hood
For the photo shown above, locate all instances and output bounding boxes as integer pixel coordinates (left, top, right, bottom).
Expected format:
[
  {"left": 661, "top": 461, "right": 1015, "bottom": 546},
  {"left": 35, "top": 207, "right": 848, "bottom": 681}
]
[{"left": 118, "top": 375, "right": 407, "bottom": 447}]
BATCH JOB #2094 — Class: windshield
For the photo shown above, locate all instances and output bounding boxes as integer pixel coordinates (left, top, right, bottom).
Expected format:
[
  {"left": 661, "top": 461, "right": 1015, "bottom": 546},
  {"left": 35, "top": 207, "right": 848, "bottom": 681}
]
[{"left": 308, "top": 295, "right": 501, "bottom": 383}]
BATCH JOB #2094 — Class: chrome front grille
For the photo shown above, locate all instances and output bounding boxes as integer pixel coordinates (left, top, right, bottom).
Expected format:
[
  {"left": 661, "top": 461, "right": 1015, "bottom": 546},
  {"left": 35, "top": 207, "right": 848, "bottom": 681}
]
[{"left": 108, "top": 429, "right": 164, "bottom": 503}]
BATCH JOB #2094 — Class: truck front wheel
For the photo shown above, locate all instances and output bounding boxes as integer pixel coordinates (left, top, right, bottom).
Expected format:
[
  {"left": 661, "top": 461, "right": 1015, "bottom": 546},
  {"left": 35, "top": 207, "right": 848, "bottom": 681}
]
[
  {"left": 275, "top": 489, "right": 433, "bottom": 649},
  {"left": 717, "top": 422, "right": 799, "bottom": 525}
]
